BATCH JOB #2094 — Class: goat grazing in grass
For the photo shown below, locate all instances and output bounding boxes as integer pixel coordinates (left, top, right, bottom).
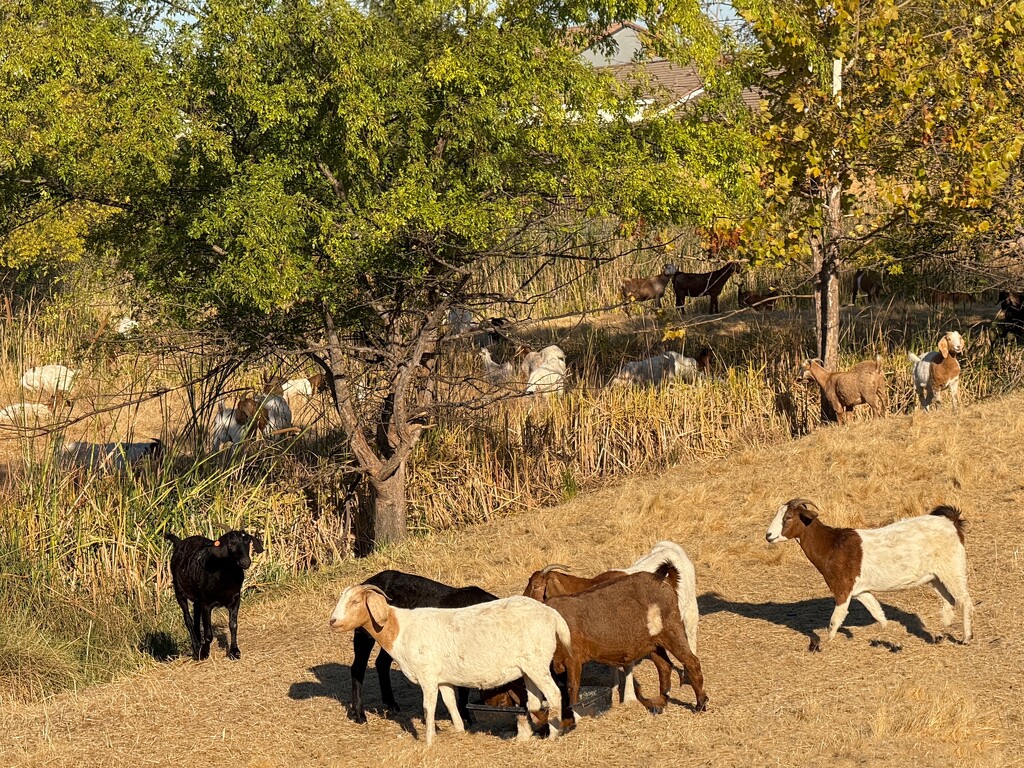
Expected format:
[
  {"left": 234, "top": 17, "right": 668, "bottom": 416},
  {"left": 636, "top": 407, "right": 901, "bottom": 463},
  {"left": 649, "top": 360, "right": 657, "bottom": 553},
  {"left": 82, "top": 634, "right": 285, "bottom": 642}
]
[
  {"left": 331, "top": 585, "right": 568, "bottom": 745},
  {"left": 766, "top": 498, "right": 973, "bottom": 651},
  {"left": 797, "top": 357, "right": 887, "bottom": 425},
  {"left": 671, "top": 261, "right": 741, "bottom": 315},
  {"left": 165, "top": 529, "right": 264, "bottom": 660},
  {"left": 620, "top": 264, "right": 677, "bottom": 310},
  {"left": 853, "top": 269, "right": 881, "bottom": 304}
]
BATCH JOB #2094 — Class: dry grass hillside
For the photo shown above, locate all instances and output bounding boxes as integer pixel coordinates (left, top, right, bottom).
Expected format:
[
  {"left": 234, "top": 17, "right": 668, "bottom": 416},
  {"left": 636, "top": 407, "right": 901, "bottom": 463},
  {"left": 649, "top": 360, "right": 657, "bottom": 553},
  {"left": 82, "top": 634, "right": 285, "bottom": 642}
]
[{"left": 3, "top": 388, "right": 1023, "bottom": 768}]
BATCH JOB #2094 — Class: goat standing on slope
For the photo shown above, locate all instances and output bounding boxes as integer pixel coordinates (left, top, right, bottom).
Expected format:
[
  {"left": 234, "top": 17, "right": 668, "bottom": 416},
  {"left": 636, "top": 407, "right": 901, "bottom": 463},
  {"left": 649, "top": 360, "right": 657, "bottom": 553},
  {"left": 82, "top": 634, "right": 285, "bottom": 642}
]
[
  {"left": 330, "top": 586, "right": 568, "bottom": 745},
  {"left": 165, "top": 529, "right": 264, "bottom": 660},
  {"left": 766, "top": 498, "right": 973, "bottom": 651}
]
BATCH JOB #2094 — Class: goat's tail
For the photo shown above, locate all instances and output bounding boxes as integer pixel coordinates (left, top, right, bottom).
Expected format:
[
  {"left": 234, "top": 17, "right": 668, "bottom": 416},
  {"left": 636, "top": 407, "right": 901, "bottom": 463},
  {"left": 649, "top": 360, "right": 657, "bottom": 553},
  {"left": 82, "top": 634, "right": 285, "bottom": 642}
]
[
  {"left": 553, "top": 613, "right": 572, "bottom": 655},
  {"left": 628, "top": 541, "right": 700, "bottom": 655},
  {"left": 907, "top": 352, "right": 922, "bottom": 363},
  {"left": 930, "top": 505, "right": 967, "bottom": 545},
  {"left": 164, "top": 531, "right": 182, "bottom": 547}
]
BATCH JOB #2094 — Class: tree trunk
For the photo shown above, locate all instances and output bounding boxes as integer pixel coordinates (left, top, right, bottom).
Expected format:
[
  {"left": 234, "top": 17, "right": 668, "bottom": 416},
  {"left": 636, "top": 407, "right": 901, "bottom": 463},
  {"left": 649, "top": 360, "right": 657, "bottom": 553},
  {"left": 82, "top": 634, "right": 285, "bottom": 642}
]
[
  {"left": 811, "top": 182, "right": 843, "bottom": 422},
  {"left": 369, "top": 463, "right": 408, "bottom": 546},
  {"left": 813, "top": 183, "right": 842, "bottom": 370}
]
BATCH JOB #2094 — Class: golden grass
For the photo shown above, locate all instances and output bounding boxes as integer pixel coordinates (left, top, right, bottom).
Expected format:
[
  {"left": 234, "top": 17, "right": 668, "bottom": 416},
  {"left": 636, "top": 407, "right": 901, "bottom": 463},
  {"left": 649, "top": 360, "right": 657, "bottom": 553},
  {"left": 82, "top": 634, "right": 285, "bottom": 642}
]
[{"left": 1, "top": 389, "right": 1022, "bottom": 767}]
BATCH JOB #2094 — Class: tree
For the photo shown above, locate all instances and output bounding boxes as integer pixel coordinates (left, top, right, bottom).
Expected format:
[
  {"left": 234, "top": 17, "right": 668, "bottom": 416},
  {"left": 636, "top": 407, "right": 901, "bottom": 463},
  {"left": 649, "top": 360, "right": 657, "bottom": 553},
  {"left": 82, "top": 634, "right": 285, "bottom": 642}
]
[
  {"left": 0, "top": 0, "right": 758, "bottom": 548},
  {"left": 734, "top": 0, "right": 1024, "bottom": 369}
]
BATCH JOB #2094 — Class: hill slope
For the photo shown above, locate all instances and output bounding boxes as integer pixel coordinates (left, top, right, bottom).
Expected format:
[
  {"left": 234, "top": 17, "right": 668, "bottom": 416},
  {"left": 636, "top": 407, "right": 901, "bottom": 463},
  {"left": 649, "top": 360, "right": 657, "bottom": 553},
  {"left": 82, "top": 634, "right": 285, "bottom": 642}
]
[{"left": 3, "top": 395, "right": 1023, "bottom": 768}]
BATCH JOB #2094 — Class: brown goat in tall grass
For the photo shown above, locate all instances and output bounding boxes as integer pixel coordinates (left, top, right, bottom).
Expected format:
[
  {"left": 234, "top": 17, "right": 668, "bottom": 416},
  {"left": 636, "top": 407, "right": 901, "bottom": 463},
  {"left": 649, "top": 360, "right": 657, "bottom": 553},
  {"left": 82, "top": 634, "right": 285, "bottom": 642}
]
[{"left": 620, "top": 264, "right": 678, "bottom": 309}]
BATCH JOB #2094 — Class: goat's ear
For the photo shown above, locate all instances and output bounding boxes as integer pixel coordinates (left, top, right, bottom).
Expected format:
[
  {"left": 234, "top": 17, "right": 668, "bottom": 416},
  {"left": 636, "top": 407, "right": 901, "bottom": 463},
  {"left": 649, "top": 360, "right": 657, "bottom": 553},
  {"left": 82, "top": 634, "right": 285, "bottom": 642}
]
[
  {"left": 365, "top": 591, "right": 390, "bottom": 627},
  {"left": 249, "top": 534, "right": 264, "bottom": 554},
  {"left": 938, "top": 336, "right": 950, "bottom": 358}
]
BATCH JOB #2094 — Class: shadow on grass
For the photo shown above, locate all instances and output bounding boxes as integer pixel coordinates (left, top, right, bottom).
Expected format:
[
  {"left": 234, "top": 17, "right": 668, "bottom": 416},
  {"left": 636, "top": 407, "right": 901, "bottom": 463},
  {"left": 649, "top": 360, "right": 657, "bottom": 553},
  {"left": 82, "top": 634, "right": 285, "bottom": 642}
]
[
  {"left": 698, "top": 592, "right": 933, "bottom": 649},
  {"left": 138, "top": 630, "right": 179, "bottom": 662}
]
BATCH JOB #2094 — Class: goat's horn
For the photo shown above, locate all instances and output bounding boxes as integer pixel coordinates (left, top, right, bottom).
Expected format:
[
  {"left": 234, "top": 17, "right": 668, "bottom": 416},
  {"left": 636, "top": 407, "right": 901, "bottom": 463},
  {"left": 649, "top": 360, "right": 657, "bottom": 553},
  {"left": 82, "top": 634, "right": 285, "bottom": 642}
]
[
  {"left": 362, "top": 585, "right": 390, "bottom": 600},
  {"left": 788, "top": 498, "right": 821, "bottom": 513},
  {"left": 540, "top": 564, "right": 572, "bottom": 575},
  {"left": 213, "top": 522, "right": 233, "bottom": 534}
]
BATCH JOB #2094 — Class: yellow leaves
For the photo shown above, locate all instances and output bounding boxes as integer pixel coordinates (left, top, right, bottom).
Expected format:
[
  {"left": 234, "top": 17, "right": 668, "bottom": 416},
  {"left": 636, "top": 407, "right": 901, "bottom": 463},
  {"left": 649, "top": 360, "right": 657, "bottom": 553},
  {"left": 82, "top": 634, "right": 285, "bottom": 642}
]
[
  {"left": 788, "top": 93, "right": 805, "bottom": 112},
  {"left": 662, "top": 328, "right": 687, "bottom": 342},
  {"left": 978, "top": 220, "right": 991, "bottom": 232},
  {"left": 793, "top": 124, "right": 809, "bottom": 142}
]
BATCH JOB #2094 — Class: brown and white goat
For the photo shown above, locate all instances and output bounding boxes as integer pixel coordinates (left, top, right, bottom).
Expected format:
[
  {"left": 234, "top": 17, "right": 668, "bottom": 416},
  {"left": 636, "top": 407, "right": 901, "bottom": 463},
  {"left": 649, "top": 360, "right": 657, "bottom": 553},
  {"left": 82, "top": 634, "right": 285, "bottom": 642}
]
[
  {"left": 620, "top": 264, "right": 678, "bottom": 309},
  {"left": 852, "top": 269, "right": 881, "bottom": 304},
  {"left": 908, "top": 330, "right": 963, "bottom": 411},
  {"left": 766, "top": 498, "right": 973, "bottom": 652},
  {"left": 545, "top": 563, "right": 708, "bottom": 728},
  {"left": 797, "top": 357, "right": 887, "bottom": 425}
]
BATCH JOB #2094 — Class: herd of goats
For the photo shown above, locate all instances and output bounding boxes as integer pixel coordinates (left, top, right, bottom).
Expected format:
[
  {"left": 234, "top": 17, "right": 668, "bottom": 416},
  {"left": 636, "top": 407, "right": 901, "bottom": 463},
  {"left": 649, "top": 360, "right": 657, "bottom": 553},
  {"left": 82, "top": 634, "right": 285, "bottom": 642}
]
[
  {"left": 3, "top": 260, "right": 1024, "bottom": 469},
  {"left": 162, "top": 496, "right": 973, "bottom": 746},
  {"left": 2, "top": 259, "right": 1006, "bottom": 746}
]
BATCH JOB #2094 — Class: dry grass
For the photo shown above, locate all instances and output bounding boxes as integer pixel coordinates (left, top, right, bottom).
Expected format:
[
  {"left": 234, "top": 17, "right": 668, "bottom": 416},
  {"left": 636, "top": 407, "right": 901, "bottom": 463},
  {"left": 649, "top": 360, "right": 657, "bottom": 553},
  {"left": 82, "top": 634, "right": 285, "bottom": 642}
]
[{"left": 2, "top": 390, "right": 1022, "bottom": 767}]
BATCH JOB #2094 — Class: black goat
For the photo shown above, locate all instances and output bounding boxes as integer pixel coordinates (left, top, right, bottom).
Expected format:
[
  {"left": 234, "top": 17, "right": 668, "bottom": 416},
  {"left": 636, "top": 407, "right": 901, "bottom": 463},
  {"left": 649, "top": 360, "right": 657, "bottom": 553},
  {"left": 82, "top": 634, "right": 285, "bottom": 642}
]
[
  {"left": 349, "top": 569, "right": 508, "bottom": 724},
  {"left": 165, "top": 529, "right": 264, "bottom": 661}
]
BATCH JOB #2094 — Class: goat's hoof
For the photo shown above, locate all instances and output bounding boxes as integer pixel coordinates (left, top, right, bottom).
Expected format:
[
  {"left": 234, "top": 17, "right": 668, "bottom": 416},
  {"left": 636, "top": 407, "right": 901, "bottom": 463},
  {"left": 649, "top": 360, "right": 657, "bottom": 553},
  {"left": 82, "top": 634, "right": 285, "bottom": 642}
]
[
  {"left": 808, "top": 638, "right": 822, "bottom": 652},
  {"left": 384, "top": 701, "right": 401, "bottom": 713},
  {"left": 558, "top": 718, "right": 576, "bottom": 735},
  {"left": 347, "top": 709, "right": 368, "bottom": 725},
  {"left": 228, "top": 648, "right": 241, "bottom": 660},
  {"left": 647, "top": 706, "right": 664, "bottom": 715},
  {"left": 694, "top": 696, "right": 709, "bottom": 713}
]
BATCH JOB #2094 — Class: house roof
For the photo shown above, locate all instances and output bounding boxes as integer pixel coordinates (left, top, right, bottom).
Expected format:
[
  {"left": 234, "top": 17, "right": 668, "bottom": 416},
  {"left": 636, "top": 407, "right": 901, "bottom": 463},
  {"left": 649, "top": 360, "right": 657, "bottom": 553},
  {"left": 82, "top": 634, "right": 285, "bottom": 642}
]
[{"left": 603, "top": 58, "right": 765, "bottom": 112}]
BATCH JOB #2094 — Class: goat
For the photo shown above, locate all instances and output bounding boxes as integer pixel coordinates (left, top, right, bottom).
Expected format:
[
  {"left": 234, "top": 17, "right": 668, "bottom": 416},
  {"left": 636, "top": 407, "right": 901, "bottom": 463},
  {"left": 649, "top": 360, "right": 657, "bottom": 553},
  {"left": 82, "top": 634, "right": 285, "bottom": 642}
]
[
  {"left": 478, "top": 347, "right": 515, "bottom": 385},
  {"left": 347, "top": 570, "right": 524, "bottom": 725},
  {"left": 524, "top": 540, "right": 700, "bottom": 710},
  {"left": 60, "top": 439, "right": 162, "bottom": 473},
  {"left": 611, "top": 351, "right": 703, "bottom": 387},
  {"left": 115, "top": 316, "right": 139, "bottom": 336},
  {"left": 852, "top": 269, "right": 881, "bottom": 303},
  {"left": 797, "top": 357, "right": 887, "bottom": 425},
  {"left": 766, "top": 498, "right": 973, "bottom": 651},
  {"left": 671, "top": 261, "right": 741, "bottom": 315},
  {"left": 211, "top": 394, "right": 295, "bottom": 451},
  {"left": 620, "top": 264, "right": 678, "bottom": 309},
  {"left": 994, "top": 290, "right": 1024, "bottom": 343},
  {"left": 523, "top": 345, "right": 567, "bottom": 395},
  {"left": 165, "top": 529, "right": 264, "bottom": 660},
  {"left": 546, "top": 563, "right": 708, "bottom": 729},
  {"left": 908, "top": 330, "right": 963, "bottom": 411},
  {"left": 0, "top": 402, "right": 54, "bottom": 426},
  {"left": 330, "top": 586, "right": 569, "bottom": 745},
  {"left": 738, "top": 285, "right": 780, "bottom": 311},
  {"left": 473, "top": 317, "right": 511, "bottom": 349},
  {"left": 21, "top": 364, "right": 77, "bottom": 406}
]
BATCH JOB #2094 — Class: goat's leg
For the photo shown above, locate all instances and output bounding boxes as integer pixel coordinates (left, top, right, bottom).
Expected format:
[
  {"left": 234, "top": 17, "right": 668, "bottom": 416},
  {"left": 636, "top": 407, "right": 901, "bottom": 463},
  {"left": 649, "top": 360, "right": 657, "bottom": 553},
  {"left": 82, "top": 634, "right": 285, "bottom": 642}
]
[
  {"left": 455, "top": 686, "right": 474, "bottom": 726},
  {"left": 930, "top": 577, "right": 956, "bottom": 641},
  {"left": 811, "top": 596, "right": 852, "bottom": 652},
  {"left": 226, "top": 593, "right": 241, "bottom": 660},
  {"left": 661, "top": 630, "right": 708, "bottom": 711},
  {"left": 525, "top": 670, "right": 563, "bottom": 739},
  {"left": 349, "top": 628, "right": 374, "bottom": 723},
  {"left": 438, "top": 685, "right": 465, "bottom": 733},
  {"left": 421, "top": 682, "right": 438, "bottom": 746},
  {"left": 856, "top": 592, "right": 889, "bottom": 628},
  {"left": 633, "top": 649, "right": 672, "bottom": 713},
  {"left": 189, "top": 602, "right": 203, "bottom": 660},
  {"left": 934, "top": 573, "right": 973, "bottom": 644},
  {"left": 615, "top": 663, "right": 636, "bottom": 705},
  {"left": 375, "top": 645, "right": 399, "bottom": 711},
  {"left": 709, "top": 293, "right": 719, "bottom": 314},
  {"left": 199, "top": 603, "right": 213, "bottom": 660}
]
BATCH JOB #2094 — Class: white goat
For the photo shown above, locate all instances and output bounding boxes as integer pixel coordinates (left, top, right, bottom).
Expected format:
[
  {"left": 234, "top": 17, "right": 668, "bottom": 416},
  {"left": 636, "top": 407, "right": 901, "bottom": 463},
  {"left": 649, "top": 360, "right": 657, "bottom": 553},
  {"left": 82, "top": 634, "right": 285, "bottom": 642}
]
[
  {"left": 478, "top": 347, "right": 514, "bottom": 384},
  {"left": 0, "top": 402, "right": 53, "bottom": 425},
  {"left": 766, "top": 498, "right": 973, "bottom": 651},
  {"left": 523, "top": 345, "right": 567, "bottom": 395},
  {"left": 908, "top": 330, "right": 963, "bottom": 411},
  {"left": 60, "top": 439, "right": 162, "bottom": 472},
  {"left": 612, "top": 351, "right": 702, "bottom": 387},
  {"left": 115, "top": 316, "right": 139, "bottom": 336},
  {"left": 330, "top": 586, "right": 569, "bottom": 745},
  {"left": 211, "top": 395, "right": 295, "bottom": 452},
  {"left": 612, "top": 540, "right": 700, "bottom": 704},
  {"left": 21, "top": 365, "right": 77, "bottom": 399}
]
